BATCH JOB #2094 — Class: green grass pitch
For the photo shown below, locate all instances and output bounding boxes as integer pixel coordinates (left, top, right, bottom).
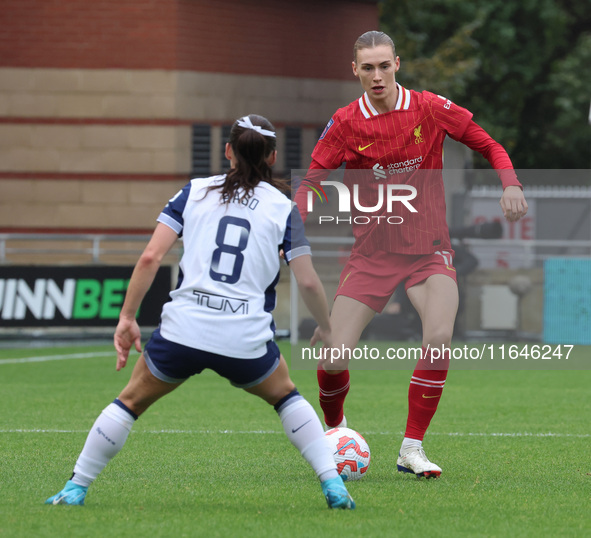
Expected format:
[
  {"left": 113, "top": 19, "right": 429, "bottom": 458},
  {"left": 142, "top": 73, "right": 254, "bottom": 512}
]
[{"left": 0, "top": 341, "right": 589, "bottom": 537}]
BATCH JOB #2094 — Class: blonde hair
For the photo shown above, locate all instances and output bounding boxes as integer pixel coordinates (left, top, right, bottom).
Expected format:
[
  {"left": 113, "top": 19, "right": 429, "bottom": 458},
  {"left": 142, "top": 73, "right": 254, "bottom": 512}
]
[{"left": 353, "top": 31, "right": 396, "bottom": 62}]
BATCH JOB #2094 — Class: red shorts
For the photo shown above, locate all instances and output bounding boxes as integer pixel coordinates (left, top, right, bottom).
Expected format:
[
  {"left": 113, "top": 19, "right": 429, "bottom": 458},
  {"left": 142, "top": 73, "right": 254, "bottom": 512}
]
[{"left": 335, "top": 249, "right": 457, "bottom": 313}]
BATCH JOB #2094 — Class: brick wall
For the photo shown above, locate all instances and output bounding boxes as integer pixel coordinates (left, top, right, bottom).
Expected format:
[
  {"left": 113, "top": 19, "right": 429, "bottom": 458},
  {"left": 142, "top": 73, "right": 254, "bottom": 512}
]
[
  {"left": 0, "top": 1, "right": 378, "bottom": 235},
  {"left": 0, "top": 0, "right": 378, "bottom": 79},
  {"left": 0, "top": 0, "right": 178, "bottom": 70},
  {"left": 176, "top": 0, "right": 378, "bottom": 79}
]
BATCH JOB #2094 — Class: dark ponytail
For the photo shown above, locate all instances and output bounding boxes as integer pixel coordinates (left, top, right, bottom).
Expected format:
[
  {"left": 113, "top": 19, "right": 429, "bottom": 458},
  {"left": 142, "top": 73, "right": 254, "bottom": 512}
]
[{"left": 210, "top": 114, "right": 288, "bottom": 202}]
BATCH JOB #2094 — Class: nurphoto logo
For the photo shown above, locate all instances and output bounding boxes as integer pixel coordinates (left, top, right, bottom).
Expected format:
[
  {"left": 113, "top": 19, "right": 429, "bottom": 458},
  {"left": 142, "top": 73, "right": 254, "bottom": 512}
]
[{"left": 305, "top": 180, "right": 418, "bottom": 225}]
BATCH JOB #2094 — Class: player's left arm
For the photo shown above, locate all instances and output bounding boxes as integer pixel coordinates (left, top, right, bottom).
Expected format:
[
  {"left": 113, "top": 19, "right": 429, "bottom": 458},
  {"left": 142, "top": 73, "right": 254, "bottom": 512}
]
[
  {"left": 458, "top": 120, "right": 528, "bottom": 222},
  {"left": 499, "top": 185, "right": 528, "bottom": 222}
]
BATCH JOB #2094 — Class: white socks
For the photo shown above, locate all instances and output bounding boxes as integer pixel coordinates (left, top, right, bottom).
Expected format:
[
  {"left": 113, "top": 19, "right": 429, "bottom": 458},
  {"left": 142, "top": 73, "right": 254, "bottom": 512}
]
[
  {"left": 71, "top": 401, "right": 136, "bottom": 487},
  {"left": 276, "top": 393, "right": 338, "bottom": 482},
  {"left": 401, "top": 437, "right": 422, "bottom": 451},
  {"left": 70, "top": 393, "right": 338, "bottom": 489}
]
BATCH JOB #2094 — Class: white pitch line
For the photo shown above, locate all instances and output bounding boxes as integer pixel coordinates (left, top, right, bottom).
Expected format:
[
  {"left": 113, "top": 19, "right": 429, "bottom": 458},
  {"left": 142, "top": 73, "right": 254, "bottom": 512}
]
[
  {"left": 427, "top": 432, "right": 591, "bottom": 438},
  {"left": 0, "top": 429, "right": 588, "bottom": 438},
  {"left": 0, "top": 351, "right": 113, "bottom": 365}
]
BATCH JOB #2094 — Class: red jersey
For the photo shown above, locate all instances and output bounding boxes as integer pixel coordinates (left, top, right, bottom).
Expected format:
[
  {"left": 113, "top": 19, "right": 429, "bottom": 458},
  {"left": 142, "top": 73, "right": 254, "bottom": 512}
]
[{"left": 296, "top": 85, "right": 516, "bottom": 255}]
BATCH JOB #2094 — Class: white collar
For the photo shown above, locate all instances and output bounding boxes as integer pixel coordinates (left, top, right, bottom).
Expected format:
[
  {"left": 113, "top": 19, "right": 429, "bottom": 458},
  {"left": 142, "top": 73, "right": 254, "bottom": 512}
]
[{"left": 358, "top": 84, "right": 411, "bottom": 118}]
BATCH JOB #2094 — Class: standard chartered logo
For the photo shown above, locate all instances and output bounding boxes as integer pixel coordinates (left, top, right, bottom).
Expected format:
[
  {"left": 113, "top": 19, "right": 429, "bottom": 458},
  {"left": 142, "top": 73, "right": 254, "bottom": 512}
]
[{"left": 0, "top": 278, "right": 131, "bottom": 320}]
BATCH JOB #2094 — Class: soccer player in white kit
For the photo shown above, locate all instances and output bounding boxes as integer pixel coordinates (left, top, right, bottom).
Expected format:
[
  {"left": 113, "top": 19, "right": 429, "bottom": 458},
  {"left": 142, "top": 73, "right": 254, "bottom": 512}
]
[{"left": 45, "top": 114, "right": 354, "bottom": 510}]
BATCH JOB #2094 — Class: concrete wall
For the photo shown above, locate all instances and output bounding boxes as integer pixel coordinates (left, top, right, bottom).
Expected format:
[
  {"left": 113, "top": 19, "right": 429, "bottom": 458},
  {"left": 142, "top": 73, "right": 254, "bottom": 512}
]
[{"left": 0, "top": 68, "right": 364, "bottom": 231}]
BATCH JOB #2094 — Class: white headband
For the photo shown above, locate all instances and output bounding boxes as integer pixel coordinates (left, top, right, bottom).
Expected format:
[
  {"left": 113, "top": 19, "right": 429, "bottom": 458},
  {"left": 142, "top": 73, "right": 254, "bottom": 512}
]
[{"left": 237, "top": 116, "right": 276, "bottom": 138}]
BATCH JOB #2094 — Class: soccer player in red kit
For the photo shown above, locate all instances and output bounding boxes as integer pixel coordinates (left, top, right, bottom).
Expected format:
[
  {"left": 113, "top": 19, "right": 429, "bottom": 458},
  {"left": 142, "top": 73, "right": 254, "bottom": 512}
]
[{"left": 295, "top": 31, "right": 528, "bottom": 478}]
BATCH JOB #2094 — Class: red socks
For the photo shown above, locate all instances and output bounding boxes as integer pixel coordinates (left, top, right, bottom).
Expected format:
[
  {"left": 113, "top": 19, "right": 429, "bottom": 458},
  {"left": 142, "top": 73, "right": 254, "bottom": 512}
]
[
  {"left": 404, "top": 346, "right": 449, "bottom": 441},
  {"left": 317, "top": 346, "right": 448, "bottom": 436},
  {"left": 317, "top": 368, "right": 350, "bottom": 427}
]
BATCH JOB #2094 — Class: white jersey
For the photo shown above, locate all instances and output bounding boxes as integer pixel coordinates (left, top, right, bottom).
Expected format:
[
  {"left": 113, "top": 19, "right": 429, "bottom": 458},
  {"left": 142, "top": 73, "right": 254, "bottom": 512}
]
[{"left": 156, "top": 175, "right": 310, "bottom": 358}]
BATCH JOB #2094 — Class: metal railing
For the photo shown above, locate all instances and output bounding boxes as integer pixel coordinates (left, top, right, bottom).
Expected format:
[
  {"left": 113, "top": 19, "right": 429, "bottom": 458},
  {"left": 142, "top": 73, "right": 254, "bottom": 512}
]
[
  {"left": 1, "top": 232, "right": 589, "bottom": 344},
  {"left": 297, "top": 236, "right": 591, "bottom": 263},
  {"left": 2, "top": 233, "right": 589, "bottom": 266},
  {"left": 0, "top": 233, "right": 183, "bottom": 264}
]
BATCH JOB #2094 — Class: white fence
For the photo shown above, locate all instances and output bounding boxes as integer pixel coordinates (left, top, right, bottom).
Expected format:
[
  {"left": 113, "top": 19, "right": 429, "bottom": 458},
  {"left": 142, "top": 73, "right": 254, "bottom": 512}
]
[{"left": 289, "top": 236, "right": 591, "bottom": 344}]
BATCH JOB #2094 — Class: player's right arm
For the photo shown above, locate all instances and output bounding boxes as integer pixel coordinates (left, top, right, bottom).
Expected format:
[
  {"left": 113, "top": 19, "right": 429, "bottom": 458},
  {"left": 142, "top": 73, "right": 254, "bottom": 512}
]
[
  {"left": 294, "top": 114, "right": 346, "bottom": 221},
  {"left": 293, "top": 160, "right": 331, "bottom": 222},
  {"left": 114, "top": 183, "right": 190, "bottom": 370},
  {"left": 114, "top": 222, "right": 178, "bottom": 371}
]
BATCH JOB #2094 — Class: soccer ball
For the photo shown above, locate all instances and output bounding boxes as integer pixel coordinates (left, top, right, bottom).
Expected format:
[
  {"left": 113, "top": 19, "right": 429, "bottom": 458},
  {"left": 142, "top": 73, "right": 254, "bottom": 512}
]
[{"left": 324, "top": 427, "right": 370, "bottom": 481}]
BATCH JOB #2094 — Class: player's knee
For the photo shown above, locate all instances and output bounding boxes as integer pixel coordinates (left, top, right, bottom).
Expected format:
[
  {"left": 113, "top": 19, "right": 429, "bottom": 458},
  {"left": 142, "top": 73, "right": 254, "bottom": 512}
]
[
  {"left": 117, "top": 382, "right": 157, "bottom": 416},
  {"left": 424, "top": 325, "right": 453, "bottom": 347},
  {"left": 116, "top": 394, "right": 147, "bottom": 417},
  {"left": 266, "top": 379, "right": 297, "bottom": 406},
  {"left": 273, "top": 388, "right": 302, "bottom": 413}
]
